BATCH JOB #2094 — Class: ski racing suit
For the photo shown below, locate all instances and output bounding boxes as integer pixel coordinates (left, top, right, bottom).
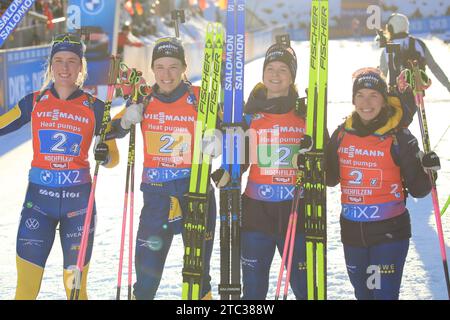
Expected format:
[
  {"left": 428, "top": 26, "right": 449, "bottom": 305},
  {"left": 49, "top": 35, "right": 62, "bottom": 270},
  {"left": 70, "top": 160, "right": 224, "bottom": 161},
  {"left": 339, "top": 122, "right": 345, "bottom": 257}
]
[
  {"left": 111, "top": 82, "right": 216, "bottom": 300},
  {"left": 0, "top": 85, "right": 118, "bottom": 299},
  {"left": 326, "top": 95, "right": 431, "bottom": 300},
  {"left": 240, "top": 83, "right": 308, "bottom": 300}
]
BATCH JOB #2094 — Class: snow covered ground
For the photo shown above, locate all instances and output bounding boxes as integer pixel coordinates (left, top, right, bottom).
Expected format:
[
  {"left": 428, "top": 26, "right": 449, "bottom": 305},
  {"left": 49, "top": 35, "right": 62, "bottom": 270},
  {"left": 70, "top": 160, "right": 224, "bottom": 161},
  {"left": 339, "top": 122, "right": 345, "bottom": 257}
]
[{"left": 0, "top": 36, "right": 449, "bottom": 300}]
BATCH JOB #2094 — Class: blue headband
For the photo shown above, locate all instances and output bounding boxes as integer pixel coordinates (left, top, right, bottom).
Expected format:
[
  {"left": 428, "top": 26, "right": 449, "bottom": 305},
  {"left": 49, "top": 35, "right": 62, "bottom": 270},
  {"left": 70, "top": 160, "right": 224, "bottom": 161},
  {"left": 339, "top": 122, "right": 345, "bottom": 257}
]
[{"left": 50, "top": 41, "right": 84, "bottom": 61}]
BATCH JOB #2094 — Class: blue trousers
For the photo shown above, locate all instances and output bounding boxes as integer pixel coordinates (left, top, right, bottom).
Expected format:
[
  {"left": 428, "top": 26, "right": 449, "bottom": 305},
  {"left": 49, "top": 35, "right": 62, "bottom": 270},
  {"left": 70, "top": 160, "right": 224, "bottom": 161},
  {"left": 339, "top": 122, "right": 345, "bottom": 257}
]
[
  {"left": 343, "top": 239, "right": 409, "bottom": 300},
  {"left": 241, "top": 231, "right": 307, "bottom": 300},
  {"left": 133, "top": 182, "right": 216, "bottom": 300},
  {"left": 17, "top": 182, "right": 96, "bottom": 269}
]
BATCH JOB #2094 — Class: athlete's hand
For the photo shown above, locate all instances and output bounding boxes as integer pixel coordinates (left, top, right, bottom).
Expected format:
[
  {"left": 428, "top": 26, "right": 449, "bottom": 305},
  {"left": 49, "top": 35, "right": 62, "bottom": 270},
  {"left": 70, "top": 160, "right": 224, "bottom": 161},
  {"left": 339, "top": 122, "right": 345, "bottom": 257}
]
[
  {"left": 93, "top": 137, "right": 110, "bottom": 165},
  {"left": 419, "top": 151, "right": 441, "bottom": 172},
  {"left": 292, "top": 135, "right": 313, "bottom": 169},
  {"left": 121, "top": 103, "right": 144, "bottom": 129}
]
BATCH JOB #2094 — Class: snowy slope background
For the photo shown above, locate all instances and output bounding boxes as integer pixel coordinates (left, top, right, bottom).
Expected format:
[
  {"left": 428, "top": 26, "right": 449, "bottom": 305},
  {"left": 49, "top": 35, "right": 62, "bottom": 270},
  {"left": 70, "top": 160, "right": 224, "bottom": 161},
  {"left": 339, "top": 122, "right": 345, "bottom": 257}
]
[
  {"left": 0, "top": 35, "right": 449, "bottom": 300},
  {"left": 245, "top": 0, "right": 450, "bottom": 29}
]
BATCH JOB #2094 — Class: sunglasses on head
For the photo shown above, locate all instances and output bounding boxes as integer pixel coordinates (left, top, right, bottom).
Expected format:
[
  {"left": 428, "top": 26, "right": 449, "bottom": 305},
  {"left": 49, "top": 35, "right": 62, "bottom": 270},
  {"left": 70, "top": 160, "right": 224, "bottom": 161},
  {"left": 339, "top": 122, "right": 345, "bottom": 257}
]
[{"left": 53, "top": 33, "right": 82, "bottom": 45}]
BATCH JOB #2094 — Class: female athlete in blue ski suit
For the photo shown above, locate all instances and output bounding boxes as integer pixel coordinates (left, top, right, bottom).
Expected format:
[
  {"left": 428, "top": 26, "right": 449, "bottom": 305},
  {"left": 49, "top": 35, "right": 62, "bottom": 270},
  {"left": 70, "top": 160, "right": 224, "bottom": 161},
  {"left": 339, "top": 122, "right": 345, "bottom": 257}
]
[
  {"left": 111, "top": 38, "right": 216, "bottom": 300},
  {"left": 324, "top": 68, "right": 439, "bottom": 299},
  {"left": 213, "top": 43, "right": 308, "bottom": 300},
  {"left": 0, "top": 34, "right": 118, "bottom": 299}
]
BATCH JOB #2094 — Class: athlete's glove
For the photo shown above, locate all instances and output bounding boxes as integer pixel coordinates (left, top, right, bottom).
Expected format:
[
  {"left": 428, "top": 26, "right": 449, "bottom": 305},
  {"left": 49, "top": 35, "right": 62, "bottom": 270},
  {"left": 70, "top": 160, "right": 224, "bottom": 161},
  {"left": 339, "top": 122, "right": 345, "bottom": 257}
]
[
  {"left": 418, "top": 151, "right": 441, "bottom": 172},
  {"left": 292, "top": 135, "right": 313, "bottom": 169},
  {"left": 211, "top": 168, "right": 231, "bottom": 188},
  {"left": 120, "top": 103, "right": 144, "bottom": 129},
  {"left": 93, "top": 137, "right": 110, "bottom": 165}
]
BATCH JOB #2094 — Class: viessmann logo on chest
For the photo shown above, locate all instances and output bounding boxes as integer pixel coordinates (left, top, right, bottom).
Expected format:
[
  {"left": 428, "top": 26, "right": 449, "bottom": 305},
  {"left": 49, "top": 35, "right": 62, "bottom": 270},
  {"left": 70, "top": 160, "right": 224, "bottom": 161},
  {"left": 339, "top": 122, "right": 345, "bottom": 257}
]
[
  {"left": 338, "top": 145, "right": 384, "bottom": 158},
  {"left": 36, "top": 109, "right": 90, "bottom": 124},
  {"left": 257, "top": 126, "right": 304, "bottom": 135},
  {"left": 145, "top": 112, "right": 195, "bottom": 124}
]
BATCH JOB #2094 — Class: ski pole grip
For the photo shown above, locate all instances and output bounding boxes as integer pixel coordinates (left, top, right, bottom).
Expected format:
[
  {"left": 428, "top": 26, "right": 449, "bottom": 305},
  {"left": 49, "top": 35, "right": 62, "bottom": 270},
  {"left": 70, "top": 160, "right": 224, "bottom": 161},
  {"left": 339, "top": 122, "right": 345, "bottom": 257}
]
[{"left": 408, "top": 61, "right": 431, "bottom": 93}]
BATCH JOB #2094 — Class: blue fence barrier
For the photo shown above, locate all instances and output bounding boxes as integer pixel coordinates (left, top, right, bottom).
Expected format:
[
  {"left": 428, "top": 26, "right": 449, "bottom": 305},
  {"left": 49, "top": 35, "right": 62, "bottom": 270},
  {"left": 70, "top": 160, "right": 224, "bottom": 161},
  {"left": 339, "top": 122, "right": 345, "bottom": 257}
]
[
  {"left": 0, "top": 44, "right": 50, "bottom": 114},
  {"left": 409, "top": 16, "right": 450, "bottom": 34}
]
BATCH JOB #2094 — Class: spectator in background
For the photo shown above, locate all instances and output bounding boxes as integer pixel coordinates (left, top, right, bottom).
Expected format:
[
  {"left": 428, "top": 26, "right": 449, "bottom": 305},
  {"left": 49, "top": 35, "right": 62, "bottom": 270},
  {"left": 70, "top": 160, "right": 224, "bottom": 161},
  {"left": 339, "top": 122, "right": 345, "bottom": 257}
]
[
  {"left": 43, "top": 1, "right": 54, "bottom": 31},
  {"left": 0, "top": 0, "right": 8, "bottom": 10},
  {"left": 380, "top": 13, "right": 450, "bottom": 93},
  {"left": 52, "top": 0, "right": 64, "bottom": 18},
  {"left": 35, "top": 0, "right": 44, "bottom": 13},
  {"left": 1, "top": 0, "right": 13, "bottom": 14},
  {"left": 117, "top": 24, "right": 144, "bottom": 55},
  {"left": 351, "top": 17, "right": 362, "bottom": 41},
  {"left": 144, "top": 16, "right": 157, "bottom": 36}
]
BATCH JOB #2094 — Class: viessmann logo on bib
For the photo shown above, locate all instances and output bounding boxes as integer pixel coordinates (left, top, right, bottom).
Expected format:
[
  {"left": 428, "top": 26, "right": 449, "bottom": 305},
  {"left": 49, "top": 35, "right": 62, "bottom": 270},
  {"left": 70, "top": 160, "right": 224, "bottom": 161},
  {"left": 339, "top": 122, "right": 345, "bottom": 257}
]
[
  {"left": 36, "top": 109, "right": 90, "bottom": 124},
  {"left": 144, "top": 112, "right": 195, "bottom": 124},
  {"left": 338, "top": 145, "right": 384, "bottom": 158}
]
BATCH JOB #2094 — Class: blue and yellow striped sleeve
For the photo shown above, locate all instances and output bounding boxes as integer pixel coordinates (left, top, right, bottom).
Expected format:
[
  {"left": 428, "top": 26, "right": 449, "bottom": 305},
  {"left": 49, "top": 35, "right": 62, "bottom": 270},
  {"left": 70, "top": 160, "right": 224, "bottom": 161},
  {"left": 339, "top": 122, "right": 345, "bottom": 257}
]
[{"left": 0, "top": 93, "right": 34, "bottom": 136}]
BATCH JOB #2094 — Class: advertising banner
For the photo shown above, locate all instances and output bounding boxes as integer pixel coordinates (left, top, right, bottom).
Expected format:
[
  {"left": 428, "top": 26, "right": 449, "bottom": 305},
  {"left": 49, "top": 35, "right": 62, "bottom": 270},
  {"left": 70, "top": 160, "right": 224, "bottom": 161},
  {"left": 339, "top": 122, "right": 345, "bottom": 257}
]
[
  {"left": 0, "top": 0, "right": 36, "bottom": 47},
  {"left": 0, "top": 45, "right": 50, "bottom": 113},
  {"left": 409, "top": 16, "right": 450, "bottom": 34},
  {"left": 67, "top": 0, "right": 119, "bottom": 88}
]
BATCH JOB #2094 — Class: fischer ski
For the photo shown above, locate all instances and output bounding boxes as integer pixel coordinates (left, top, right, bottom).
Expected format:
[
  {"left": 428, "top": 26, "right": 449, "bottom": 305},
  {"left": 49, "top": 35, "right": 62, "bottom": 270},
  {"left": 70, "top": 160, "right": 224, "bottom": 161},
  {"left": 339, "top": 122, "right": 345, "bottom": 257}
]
[
  {"left": 218, "top": 0, "right": 245, "bottom": 300},
  {"left": 304, "top": 0, "right": 328, "bottom": 300},
  {"left": 182, "top": 23, "right": 224, "bottom": 300}
]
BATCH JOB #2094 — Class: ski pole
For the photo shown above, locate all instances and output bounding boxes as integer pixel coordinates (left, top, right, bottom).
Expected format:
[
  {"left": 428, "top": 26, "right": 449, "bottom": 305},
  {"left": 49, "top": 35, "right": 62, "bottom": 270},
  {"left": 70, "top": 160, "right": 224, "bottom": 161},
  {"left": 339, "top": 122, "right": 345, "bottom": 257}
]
[
  {"left": 116, "top": 151, "right": 128, "bottom": 301},
  {"left": 274, "top": 32, "right": 299, "bottom": 299},
  {"left": 116, "top": 65, "right": 150, "bottom": 300},
  {"left": 115, "top": 65, "right": 136, "bottom": 300},
  {"left": 275, "top": 207, "right": 294, "bottom": 299},
  {"left": 408, "top": 60, "right": 450, "bottom": 299},
  {"left": 274, "top": 32, "right": 295, "bottom": 300},
  {"left": 70, "top": 56, "right": 121, "bottom": 300},
  {"left": 284, "top": 197, "right": 299, "bottom": 300},
  {"left": 126, "top": 68, "right": 145, "bottom": 300},
  {"left": 275, "top": 173, "right": 303, "bottom": 300}
]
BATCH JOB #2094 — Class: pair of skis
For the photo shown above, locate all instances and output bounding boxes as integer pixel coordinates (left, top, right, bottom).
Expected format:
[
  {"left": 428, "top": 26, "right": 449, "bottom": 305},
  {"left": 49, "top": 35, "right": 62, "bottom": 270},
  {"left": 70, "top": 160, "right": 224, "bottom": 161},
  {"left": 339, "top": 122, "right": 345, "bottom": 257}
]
[
  {"left": 218, "top": 0, "right": 245, "bottom": 300},
  {"left": 304, "top": 0, "right": 329, "bottom": 301},
  {"left": 182, "top": 23, "right": 224, "bottom": 300},
  {"left": 276, "top": 0, "right": 329, "bottom": 300}
]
